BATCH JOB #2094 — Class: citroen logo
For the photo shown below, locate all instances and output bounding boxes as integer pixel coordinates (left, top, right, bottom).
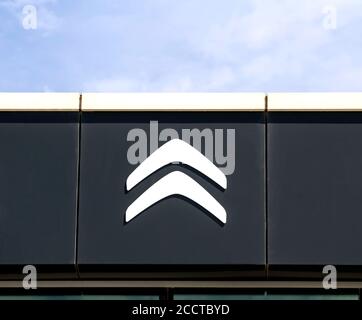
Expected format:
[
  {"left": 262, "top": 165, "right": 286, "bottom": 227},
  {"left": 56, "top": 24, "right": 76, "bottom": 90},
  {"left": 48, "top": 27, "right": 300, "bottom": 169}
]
[{"left": 125, "top": 139, "right": 227, "bottom": 224}]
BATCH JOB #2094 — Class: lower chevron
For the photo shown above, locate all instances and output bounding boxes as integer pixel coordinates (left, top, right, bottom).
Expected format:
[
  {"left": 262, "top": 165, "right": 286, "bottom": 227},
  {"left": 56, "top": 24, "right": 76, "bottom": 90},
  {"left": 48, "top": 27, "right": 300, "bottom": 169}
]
[{"left": 125, "top": 171, "right": 227, "bottom": 224}]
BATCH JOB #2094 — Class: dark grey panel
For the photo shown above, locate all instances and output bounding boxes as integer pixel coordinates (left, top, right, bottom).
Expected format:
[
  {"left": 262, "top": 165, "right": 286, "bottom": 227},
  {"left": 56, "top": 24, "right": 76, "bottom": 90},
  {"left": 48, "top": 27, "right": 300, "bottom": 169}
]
[
  {"left": 78, "top": 113, "right": 265, "bottom": 272},
  {"left": 268, "top": 113, "right": 362, "bottom": 271},
  {"left": 0, "top": 113, "right": 79, "bottom": 276}
]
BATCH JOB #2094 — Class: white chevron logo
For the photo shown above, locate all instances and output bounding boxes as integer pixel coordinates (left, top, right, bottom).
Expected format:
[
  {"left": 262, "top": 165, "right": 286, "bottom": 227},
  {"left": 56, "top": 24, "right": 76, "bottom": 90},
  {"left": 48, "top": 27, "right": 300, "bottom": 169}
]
[{"left": 125, "top": 139, "right": 227, "bottom": 224}]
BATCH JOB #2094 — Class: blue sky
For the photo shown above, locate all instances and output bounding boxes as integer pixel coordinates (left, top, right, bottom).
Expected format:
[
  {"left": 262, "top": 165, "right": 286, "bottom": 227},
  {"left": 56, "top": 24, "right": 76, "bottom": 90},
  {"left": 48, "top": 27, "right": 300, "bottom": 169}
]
[{"left": 0, "top": 0, "right": 362, "bottom": 92}]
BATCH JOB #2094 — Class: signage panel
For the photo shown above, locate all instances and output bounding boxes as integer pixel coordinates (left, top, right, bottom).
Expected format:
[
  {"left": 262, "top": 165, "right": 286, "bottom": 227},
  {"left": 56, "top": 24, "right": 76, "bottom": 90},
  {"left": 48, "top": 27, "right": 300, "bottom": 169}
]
[
  {"left": 0, "top": 112, "right": 79, "bottom": 278},
  {"left": 268, "top": 109, "right": 362, "bottom": 278},
  {"left": 78, "top": 111, "right": 265, "bottom": 275}
]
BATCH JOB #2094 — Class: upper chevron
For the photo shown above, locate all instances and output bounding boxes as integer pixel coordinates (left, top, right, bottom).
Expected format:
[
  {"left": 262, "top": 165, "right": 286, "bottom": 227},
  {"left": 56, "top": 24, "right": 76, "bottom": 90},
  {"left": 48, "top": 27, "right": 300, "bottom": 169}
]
[{"left": 126, "top": 139, "right": 227, "bottom": 191}]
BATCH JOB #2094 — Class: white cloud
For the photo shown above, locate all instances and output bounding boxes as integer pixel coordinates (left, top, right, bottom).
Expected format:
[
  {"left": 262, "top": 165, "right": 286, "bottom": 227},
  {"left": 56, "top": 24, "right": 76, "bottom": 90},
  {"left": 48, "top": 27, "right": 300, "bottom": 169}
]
[
  {"left": 192, "top": 0, "right": 362, "bottom": 90},
  {"left": 83, "top": 65, "right": 237, "bottom": 92},
  {"left": 82, "top": 0, "right": 362, "bottom": 91},
  {"left": 84, "top": 77, "right": 144, "bottom": 92},
  {"left": 1, "top": 0, "right": 362, "bottom": 91}
]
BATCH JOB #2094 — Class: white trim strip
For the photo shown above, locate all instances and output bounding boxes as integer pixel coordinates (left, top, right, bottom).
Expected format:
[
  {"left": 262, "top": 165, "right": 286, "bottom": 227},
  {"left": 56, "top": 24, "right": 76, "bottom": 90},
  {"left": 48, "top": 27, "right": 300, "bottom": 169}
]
[
  {"left": 0, "top": 93, "right": 80, "bottom": 111},
  {"left": 1, "top": 93, "right": 362, "bottom": 112},
  {"left": 268, "top": 93, "right": 362, "bottom": 111},
  {"left": 81, "top": 93, "right": 265, "bottom": 111}
]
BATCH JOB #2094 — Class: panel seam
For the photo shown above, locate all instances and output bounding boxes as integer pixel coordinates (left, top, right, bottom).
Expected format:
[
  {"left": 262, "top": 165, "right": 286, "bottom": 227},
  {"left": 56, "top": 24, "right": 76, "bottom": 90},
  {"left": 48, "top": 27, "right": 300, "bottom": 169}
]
[{"left": 75, "top": 94, "right": 82, "bottom": 279}]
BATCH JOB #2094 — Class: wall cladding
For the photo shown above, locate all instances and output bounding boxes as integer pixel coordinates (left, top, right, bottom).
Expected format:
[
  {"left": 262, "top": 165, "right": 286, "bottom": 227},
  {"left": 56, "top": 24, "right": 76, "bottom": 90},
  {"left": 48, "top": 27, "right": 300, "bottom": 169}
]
[
  {"left": 0, "top": 93, "right": 361, "bottom": 281},
  {"left": 0, "top": 112, "right": 79, "bottom": 279},
  {"left": 267, "top": 94, "right": 362, "bottom": 279}
]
